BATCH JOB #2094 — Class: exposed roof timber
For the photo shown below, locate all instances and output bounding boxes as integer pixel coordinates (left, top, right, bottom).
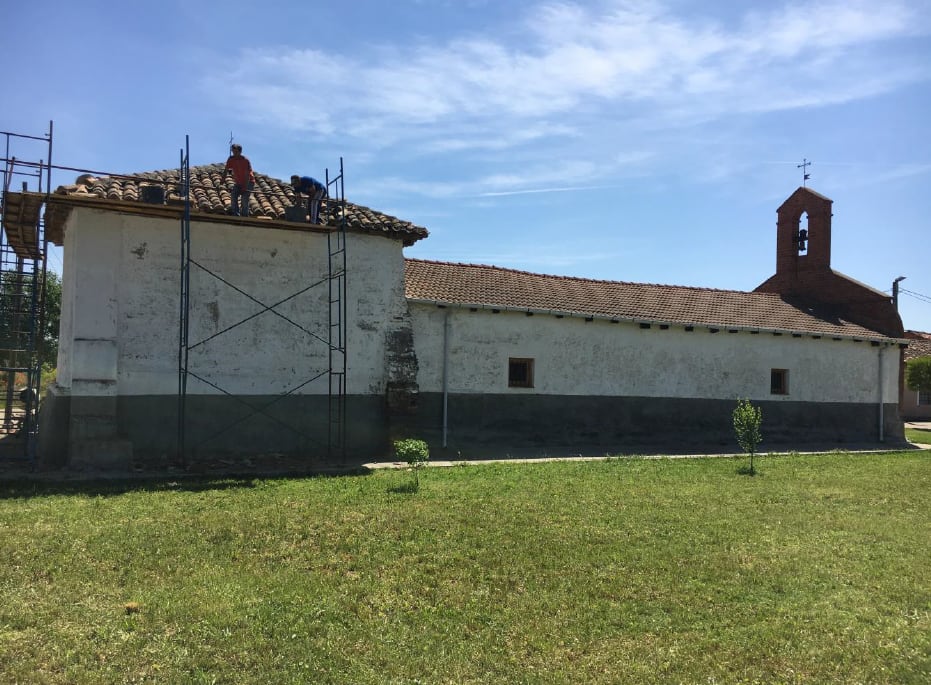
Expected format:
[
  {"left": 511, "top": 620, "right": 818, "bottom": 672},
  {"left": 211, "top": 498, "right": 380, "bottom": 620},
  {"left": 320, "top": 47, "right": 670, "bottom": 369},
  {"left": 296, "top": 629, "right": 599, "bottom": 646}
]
[{"left": 0, "top": 192, "right": 43, "bottom": 258}]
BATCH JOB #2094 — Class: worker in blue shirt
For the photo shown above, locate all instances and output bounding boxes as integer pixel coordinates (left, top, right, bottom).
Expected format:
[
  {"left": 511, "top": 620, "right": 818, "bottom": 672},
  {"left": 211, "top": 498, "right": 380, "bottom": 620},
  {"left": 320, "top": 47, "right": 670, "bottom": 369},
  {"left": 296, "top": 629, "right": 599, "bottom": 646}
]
[{"left": 290, "top": 175, "right": 327, "bottom": 224}]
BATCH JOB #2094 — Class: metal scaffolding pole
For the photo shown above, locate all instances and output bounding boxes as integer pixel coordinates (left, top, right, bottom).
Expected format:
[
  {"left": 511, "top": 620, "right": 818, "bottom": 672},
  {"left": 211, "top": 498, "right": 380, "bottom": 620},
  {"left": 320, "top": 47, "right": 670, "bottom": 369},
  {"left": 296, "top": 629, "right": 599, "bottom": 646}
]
[
  {"left": 177, "top": 136, "right": 191, "bottom": 467},
  {"left": 0, "top": 121, "right": 52, "bottom": 465},
  {"left": 326, "top": 158, "right": 347, "bottom": 461},
  {"left": 176, "top": 150, "right": 348, "bottom": 467}
]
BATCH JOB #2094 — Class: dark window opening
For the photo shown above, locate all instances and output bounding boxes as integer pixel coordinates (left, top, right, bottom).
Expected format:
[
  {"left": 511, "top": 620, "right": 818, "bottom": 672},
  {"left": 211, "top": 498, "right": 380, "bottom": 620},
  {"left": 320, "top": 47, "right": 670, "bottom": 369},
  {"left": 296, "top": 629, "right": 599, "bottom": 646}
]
[
  {"left": 919, "top": 389, "right": 931, "bottom": 405},
  {"left": 797, "top": 212, "right": 809, "bottom": 254},
  {"left": 509, "top": 358, "right": 534, "bottom": 388},
  {"left": 771, "top": 368, "right": 788, "bottom": 395}
]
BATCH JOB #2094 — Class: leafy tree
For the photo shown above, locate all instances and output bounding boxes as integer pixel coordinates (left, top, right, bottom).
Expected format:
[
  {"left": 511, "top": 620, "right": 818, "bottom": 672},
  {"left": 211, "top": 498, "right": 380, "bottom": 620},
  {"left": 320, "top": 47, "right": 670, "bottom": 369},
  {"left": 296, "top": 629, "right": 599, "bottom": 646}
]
[
  {"left": 905, "top": 357, "right": 931, "bottom": 393},
  {"left": 733, "top": 398, "right": 763, "bottom": 475},
  {"left": 0, "top": 269, "right": 61, "bottom": 367},
  {"left": 39, "top": 271, "right": 62, "bottom": 364}
]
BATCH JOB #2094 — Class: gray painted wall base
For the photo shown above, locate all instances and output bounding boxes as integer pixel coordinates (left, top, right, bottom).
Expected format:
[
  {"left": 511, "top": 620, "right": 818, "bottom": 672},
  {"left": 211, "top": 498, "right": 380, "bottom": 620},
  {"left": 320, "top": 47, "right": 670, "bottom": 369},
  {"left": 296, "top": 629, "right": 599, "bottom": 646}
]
[
  {"left": 39, "top": 390, "right": 391, "bottom": 470},
  {"left": 37, "top": 388, "right": 905, "bottom": 471},
  {"left": 394, "top": 393, "right": 905, "bottom": 459}
]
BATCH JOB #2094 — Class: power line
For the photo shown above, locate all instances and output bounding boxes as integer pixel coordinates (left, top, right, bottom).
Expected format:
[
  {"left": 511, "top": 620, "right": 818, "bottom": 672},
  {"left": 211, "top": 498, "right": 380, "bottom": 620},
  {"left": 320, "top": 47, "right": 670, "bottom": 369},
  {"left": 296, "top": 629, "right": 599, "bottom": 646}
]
[
  {"left": 900, "top": 288, "right": 931, "bottom": 305},
  {"left": 1, "top": 157, "right": 298, "bottom": 206}
]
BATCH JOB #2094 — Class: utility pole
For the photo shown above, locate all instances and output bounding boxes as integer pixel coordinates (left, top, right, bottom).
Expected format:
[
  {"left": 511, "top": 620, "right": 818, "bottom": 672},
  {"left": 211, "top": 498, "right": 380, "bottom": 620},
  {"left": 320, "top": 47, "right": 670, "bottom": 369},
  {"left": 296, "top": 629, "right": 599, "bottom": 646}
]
[{"left": 893, "top": 276, "right": 906, "bottom": 311}]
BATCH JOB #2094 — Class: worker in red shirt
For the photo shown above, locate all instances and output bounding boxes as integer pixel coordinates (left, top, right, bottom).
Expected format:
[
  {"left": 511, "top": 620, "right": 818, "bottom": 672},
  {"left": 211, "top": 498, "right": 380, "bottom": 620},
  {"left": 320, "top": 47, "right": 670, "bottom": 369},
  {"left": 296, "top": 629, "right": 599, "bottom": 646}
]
[{"left": 224, "top": 143, "right": 255, "bottom": 217}]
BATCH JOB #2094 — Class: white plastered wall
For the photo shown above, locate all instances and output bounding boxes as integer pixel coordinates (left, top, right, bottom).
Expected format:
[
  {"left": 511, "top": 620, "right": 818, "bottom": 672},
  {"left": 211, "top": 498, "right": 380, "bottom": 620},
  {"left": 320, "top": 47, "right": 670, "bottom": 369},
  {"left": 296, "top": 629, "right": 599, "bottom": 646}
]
[
  {"left": 410, "top": 304, "right": 900, "bottom": 403},
  {"left": 57, "top": 207, "right": 407, "bottom": 397}
]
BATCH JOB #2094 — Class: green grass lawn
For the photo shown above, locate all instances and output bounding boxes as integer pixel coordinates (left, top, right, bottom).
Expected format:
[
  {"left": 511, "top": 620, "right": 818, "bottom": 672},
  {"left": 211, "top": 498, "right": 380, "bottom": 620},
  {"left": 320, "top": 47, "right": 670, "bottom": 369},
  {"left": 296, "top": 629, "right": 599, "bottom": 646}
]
[
  {"left": 1, "top": 452, "right": 929, "bottom": 684},
  {"left": 906, "top": 427, "right": 931, "bottom": 444}
]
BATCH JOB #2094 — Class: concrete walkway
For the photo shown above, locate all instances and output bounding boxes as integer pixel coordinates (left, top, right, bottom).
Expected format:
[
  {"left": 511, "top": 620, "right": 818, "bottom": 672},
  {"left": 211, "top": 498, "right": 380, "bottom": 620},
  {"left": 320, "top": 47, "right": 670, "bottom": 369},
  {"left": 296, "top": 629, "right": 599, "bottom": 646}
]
[
  {"left": 2, "top": 426, "right": 928, "bottom": 482},
  {"left": 365, "top": 434, "right": 931, "bottom": 471}
]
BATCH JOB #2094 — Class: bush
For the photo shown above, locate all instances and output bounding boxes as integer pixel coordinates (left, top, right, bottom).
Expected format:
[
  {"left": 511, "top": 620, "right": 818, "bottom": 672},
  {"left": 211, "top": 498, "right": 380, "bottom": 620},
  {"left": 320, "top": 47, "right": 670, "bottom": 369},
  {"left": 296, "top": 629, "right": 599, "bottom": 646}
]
[
  {"left": 905, "top": 357, "right": 931, "bottom": 393},
  {"left": 40, "top": 364, "right": 57, "bottom": 395},
  {"left": 733, "top": 398, "right": 763, "bottom": 475},
  {"left": 393, "top": 438, "right": 430, "bottom": 489}
]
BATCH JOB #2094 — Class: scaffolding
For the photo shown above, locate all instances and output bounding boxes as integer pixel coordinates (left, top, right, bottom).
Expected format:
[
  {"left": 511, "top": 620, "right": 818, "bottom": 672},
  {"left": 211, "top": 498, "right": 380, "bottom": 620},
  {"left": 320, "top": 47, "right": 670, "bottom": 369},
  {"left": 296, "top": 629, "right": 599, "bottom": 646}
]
[
  {"left": 0, "top": 122, "right": 52, "bottom": 464},
  {"left": 0, "top": 124, "right": 348, "bottom": 468},
  {"left": 326, "top": 161, "right": 348, "bottom": 459},
  {"left": 177, "top": 148, "right": 348, "bottom": 466}
]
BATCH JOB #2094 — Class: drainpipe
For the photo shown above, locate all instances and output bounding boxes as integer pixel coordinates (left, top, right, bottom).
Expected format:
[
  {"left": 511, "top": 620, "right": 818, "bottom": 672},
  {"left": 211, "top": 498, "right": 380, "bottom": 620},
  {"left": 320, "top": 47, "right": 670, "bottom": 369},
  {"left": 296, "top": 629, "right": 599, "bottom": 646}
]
[
  {"left": 442, "top": 309, "right": 450, "bottom": 448},
  {"left": 878, "top": 345, "right": 884, "bottom": 442}
]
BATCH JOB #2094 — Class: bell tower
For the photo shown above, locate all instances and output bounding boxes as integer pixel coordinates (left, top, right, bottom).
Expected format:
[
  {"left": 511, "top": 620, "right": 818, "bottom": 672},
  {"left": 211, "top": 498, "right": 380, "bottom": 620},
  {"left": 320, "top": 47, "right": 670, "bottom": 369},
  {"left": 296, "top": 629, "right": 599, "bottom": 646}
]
[
  {"left": 755, "top": 186, "right": 904, "bottom": 338},
  {"left": 774, "top": 186, "right": 833, "bottom": 282}
]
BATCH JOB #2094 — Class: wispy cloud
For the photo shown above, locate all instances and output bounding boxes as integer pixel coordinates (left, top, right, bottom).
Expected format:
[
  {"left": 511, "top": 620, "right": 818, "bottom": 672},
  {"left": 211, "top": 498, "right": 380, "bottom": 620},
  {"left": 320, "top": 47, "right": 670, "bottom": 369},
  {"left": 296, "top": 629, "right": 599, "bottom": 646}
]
[
  {"left": 871, "top": 162, "right": 931, "bottom": 183},
  {"left": 203, "top": 0, "right": 930, "bottom": 192},
  {"left": 479, "top": 184, "right": 615, "bottom": 197}
]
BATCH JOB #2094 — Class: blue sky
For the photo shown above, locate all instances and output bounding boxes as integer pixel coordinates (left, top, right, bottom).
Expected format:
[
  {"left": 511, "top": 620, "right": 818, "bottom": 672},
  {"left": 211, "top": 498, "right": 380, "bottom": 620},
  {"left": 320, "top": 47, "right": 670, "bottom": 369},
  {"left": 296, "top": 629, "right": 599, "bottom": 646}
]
[{"left": 6, "top": 0, "right": 931, "bottom": 331}]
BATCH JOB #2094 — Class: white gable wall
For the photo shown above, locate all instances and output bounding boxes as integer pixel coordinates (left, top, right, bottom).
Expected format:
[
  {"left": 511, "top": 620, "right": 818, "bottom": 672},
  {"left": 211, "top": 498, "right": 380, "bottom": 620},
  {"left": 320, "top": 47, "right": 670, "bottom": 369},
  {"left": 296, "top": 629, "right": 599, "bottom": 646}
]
[
  {"left": 44, "top": 206, "right": 411, "bottom": 466},
  {"left": 57, "top": 207, "right": 406, "bottom": 398}
]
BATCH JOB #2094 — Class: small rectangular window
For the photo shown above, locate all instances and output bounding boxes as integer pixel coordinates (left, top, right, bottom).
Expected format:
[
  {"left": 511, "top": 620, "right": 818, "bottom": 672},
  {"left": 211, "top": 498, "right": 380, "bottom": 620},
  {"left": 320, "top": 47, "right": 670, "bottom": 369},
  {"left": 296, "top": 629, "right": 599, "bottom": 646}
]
[
  {"left": 771, "top": 368, "right": 788, "bottom": 395},
  {"left": 919, "top": 390, "right": 931, "bottom": 405},
  {"left": 508, "top": 358, "right": 534, "bottom": 388}
]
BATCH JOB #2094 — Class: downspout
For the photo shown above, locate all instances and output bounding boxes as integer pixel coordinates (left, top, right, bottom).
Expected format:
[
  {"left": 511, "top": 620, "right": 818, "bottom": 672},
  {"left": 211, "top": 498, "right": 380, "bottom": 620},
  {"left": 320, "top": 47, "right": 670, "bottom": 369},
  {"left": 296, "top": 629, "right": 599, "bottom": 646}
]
[
  {"left": 878, "top": 345, "right": 884, "bottom": 442},
  {"left": 442, "top": 309, "right": 450, "bottom": 448}
]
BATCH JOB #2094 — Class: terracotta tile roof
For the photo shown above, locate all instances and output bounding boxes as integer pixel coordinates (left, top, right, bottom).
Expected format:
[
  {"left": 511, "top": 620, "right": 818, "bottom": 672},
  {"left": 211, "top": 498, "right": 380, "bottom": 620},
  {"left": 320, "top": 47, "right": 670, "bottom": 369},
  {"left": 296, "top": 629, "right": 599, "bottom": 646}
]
[
  {"left": 405, "top": 259, "right": 899, "bottom": 339},
  {"left": 51, "top": 164, "right": 427, "bottom": 244},
  {"left": 904, "top": 331, "right": 931, "bottom": 360}
]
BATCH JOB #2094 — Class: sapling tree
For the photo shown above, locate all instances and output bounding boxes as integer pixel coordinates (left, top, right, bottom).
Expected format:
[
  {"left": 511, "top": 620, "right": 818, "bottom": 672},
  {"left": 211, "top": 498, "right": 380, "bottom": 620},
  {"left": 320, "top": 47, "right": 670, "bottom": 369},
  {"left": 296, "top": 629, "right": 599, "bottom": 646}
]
[
  {"left": 733, "top": 398, "right": 763, "bottom": 475},
  {"left": 393, "top": 438, "right": 430, "bottom": 490}
]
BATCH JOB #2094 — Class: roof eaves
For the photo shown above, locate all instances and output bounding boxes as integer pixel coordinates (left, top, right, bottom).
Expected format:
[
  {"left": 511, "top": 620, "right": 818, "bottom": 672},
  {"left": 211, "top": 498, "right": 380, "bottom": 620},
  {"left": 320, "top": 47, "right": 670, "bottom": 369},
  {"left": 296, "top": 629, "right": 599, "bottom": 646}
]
[
  {"left": 41, "top": 188, "right": 428, "bottom": 246},
  {"left": 406, "top": 297, "right": 905, "bottom": 343}
]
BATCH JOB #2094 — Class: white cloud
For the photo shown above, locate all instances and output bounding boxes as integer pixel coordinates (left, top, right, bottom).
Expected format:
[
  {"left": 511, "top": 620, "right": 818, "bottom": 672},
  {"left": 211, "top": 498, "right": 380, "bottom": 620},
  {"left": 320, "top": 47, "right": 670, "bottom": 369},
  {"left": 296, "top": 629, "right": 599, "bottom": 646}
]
[
  {"left": 421, "top": 122, "right": 578, "bottom": 154},
  {"left": 478, "top": 184, "right": 614, "bottom": 197},
  {"left": 204, "top": 0, "right": 930, "bottom": 193}
]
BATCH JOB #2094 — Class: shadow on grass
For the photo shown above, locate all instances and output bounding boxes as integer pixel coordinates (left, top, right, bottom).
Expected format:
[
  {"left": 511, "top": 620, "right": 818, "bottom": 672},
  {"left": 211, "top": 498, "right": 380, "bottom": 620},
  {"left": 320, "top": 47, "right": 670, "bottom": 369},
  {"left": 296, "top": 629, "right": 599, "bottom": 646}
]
[
  {"left": 387, "top": 479, "right": 420, "bottom": 495},
  {"left": 0, "top": 476, "right": 261, "bottom": 500},
  {"left": 0, "top": 466, "right": 375, "bottom": 500}
]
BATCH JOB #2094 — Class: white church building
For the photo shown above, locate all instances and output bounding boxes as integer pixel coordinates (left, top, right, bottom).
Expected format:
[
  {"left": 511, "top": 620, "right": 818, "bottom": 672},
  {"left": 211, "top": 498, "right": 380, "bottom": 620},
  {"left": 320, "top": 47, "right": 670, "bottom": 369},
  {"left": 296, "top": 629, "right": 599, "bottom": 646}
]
[{"left": 15, "top": 165, "right": 907, "bottom": 470}]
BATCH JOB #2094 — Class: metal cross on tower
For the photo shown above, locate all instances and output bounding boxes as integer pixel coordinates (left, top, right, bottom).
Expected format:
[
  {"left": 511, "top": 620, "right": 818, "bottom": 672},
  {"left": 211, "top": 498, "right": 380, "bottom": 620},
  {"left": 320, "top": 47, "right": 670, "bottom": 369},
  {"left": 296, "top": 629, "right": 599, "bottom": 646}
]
[{"left": 797, "top": 158, "right": 811, "bottom": 187}]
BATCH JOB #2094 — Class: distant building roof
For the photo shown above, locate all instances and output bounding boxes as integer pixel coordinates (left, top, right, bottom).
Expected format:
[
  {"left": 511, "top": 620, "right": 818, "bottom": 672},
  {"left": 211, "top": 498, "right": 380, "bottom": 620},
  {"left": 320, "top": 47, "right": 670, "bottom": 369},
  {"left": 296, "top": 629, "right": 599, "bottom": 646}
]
[
  {"left": 405, "top": 258, "right": 901, "bottom": 340},
  {"left": 45, "top": 163, "right": 427, "bottom": 245},
  {"left": 904, "top": 331, "right": 931, "bottom": 360}
]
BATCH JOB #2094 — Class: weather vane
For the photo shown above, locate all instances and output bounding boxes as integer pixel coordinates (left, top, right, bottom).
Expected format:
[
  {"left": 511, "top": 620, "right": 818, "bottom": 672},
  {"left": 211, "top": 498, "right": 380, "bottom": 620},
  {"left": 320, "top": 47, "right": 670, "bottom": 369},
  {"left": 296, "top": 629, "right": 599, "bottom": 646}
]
[{"left": 797, "top": 158, "right": 811, "bottom": 187}]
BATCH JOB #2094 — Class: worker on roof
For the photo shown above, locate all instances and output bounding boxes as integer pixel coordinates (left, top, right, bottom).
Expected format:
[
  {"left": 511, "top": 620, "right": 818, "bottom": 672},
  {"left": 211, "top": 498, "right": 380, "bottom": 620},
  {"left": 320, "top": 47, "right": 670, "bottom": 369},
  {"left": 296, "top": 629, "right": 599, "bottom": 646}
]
[
  {"left": 224, "top": 144, "right": 255, "bottom": 217},
  {"left": 291, "top": 175, "right": 326, "bottom": 225}
]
